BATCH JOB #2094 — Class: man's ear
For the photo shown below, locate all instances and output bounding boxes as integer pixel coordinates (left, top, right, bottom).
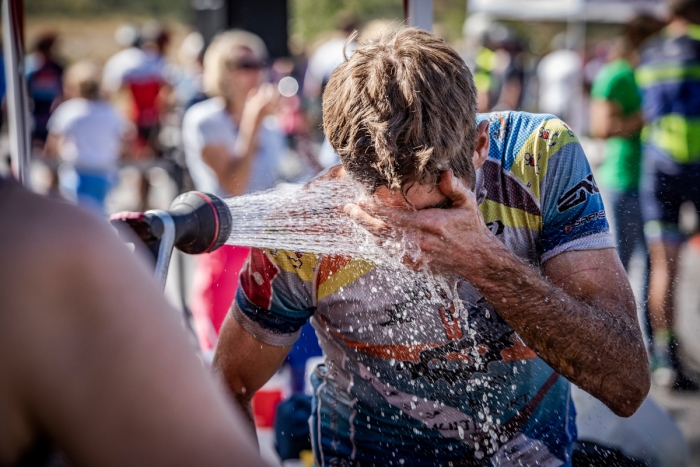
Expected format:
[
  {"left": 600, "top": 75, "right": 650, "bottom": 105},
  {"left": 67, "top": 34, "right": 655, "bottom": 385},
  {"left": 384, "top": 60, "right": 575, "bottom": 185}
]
[{"left": 473, "top": 121, "right": 489, "bottom": 170}]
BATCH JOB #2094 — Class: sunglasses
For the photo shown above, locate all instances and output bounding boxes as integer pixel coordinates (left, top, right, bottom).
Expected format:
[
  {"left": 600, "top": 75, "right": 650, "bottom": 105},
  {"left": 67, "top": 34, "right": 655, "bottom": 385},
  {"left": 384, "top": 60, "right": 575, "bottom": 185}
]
[{"left": 230, "top": 59, "right": 266, "bottom": 71}]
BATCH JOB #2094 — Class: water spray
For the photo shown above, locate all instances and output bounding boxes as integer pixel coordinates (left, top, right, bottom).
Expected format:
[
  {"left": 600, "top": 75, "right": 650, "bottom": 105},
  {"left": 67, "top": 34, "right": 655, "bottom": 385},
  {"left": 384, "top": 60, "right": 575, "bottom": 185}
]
[{"left": 110, "top": 191, "right": 232, "bottom": 288}]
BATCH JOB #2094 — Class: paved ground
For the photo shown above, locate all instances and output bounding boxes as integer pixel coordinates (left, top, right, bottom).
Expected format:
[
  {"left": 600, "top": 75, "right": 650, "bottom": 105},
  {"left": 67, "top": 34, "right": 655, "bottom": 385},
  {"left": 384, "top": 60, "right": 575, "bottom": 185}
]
[{"left": 649, "top": 244, "right": 700, "bottom": 466}]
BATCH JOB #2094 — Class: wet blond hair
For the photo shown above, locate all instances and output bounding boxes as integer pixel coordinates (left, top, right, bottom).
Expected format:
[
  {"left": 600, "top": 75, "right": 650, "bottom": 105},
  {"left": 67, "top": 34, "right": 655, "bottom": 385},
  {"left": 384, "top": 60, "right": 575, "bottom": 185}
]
[
  {"left": 322, "top": 27, "right": 478, "bottom": 192},
  {"left": 203, "top": 30, "right": 267, "bottom": 97}
]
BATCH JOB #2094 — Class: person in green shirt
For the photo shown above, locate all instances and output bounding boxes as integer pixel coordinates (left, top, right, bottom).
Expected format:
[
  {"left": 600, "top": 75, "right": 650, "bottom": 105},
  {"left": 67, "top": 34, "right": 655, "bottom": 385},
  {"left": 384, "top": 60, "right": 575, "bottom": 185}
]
[{"left": 590, "top": 15, "right": 663, "bottom": 349}]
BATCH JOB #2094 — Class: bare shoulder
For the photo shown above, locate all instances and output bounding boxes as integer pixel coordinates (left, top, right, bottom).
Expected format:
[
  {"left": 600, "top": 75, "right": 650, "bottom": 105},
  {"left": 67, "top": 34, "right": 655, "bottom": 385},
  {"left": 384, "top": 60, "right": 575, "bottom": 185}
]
[
  {"left": 0, "top": 184, "right": 266, "bottom": 466},
  {"left": 0, "top": 184, "right": 142, "bottom": 277},
  {"left": 0, "top": 184, "right": 157, "bottom": 370}
]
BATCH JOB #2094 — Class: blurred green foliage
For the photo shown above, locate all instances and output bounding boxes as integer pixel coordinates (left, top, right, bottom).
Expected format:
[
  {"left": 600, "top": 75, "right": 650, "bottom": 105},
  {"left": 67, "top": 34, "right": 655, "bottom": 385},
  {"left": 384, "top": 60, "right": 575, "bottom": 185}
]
[
  {"left": 25, "top": 0, "right": 468, "bottom": 43},
  {"left": 25, "top": 0, "right": 190, "bottom": 18},
  {"left": 291, "top": 0, "right": 467, "bottom": 43}
]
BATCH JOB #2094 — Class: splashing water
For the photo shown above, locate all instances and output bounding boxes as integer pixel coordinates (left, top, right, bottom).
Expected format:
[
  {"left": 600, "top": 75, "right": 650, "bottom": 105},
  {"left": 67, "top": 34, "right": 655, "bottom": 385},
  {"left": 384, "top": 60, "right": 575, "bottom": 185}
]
[
  {"left": 223, "top": 177, "right": 467, "bottom": 316},
  {"left": 225, "top": 177, "right": 397, "bottom": 264},
  {"left": 222, "top": 177, "right": 514, "bottom": 449}
]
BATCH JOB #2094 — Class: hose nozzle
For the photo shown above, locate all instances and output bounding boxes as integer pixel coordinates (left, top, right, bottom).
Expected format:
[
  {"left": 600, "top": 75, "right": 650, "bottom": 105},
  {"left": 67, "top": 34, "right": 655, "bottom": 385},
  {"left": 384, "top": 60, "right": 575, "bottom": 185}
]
[{"left": 111, "top": 192, "right": 232, "bottom": 254}]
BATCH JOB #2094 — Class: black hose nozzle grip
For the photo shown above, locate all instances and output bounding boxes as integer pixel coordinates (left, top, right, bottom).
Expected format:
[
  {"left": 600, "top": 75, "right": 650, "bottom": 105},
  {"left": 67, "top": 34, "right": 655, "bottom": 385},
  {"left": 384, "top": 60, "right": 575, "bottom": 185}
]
[{"left": 110, "top": 192, "right": 232, "bottom": 255}]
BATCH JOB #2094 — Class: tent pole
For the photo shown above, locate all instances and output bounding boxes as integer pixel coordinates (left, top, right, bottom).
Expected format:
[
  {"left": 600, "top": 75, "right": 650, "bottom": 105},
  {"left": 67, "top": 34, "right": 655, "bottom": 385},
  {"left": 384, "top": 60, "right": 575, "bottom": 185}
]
[
  {"left": 3, "top": 0, "right": 31, "bottom": 187},
  {"left": 405, "top": 0, "right": 433, "bottom": 32}
]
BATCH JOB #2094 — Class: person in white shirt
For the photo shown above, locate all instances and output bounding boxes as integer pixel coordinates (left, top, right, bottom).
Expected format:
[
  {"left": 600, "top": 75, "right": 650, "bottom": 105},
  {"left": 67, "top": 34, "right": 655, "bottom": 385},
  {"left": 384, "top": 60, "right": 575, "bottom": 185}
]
[
  {"left": 537, "top": 33, "right": 585, "bottom": 133},
  {"left": 181, "top": 30, "right": 285, "bottom": 353},
  {"left": 45, "top": 61, "right": 130, "bottom": 213}
]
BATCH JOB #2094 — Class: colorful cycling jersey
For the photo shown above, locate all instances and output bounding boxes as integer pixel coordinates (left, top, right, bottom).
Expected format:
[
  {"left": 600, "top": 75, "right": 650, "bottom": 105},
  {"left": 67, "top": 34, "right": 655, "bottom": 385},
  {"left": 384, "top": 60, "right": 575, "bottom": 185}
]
[{"left": 233, "top": 112, "right": 614, "bottom": 466}]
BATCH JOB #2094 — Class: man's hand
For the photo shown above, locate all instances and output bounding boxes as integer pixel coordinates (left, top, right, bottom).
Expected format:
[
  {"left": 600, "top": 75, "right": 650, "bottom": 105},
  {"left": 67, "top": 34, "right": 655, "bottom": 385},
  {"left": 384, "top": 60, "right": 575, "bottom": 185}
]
[
  {"left": 242, "top": 83, "right": 280, "bottom": 127},
  {"left": 345, "top": 170, "right": 506, "bottom": 278},
  {"left": 346, "top": 171, "right": 651, "bottom": 417}
]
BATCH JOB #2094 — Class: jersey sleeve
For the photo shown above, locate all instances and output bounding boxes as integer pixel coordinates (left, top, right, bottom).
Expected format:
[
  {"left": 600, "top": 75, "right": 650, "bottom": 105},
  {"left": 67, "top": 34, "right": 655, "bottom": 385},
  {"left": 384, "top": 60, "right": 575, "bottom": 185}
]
[
  {"left": 232, "top": 247, "right": 318, "bottom": 347},
  {"left": 539, "top": 123, "right": 615, "bottom": 263}
]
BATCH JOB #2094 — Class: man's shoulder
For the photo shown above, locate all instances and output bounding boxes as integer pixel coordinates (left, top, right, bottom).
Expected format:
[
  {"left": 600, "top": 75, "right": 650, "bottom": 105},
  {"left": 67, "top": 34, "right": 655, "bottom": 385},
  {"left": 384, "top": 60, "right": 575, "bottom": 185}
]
[
  {"left": 479, "top": 111, "right": 576, "bottom": 157},
  {"left": 0, "top": 184, "right": 131, "bottom": 308},
  {"left": 478, "top": 112, "right": 581, "bottom": 204},
  {"left": 247, "top": 246, "right": 377, "bottom": 302},
  {"left": 478, "top": 110, "right": 561, "bottom": 129},
  {"left": 256, "top": 248, "right": 320, "bottom": 284}
]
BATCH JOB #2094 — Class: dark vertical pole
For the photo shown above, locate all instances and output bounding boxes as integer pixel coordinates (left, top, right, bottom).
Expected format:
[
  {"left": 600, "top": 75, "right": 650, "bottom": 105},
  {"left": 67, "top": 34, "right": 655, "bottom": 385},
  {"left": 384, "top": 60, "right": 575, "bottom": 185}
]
[
  {"left": 192, "top": 0, "right": 228, "bottom": 50},
  {"left": 405, "top": 0, "right": 433, "bottom": 32},
  {"left": 226, "top": 0, "right": 289, "bottom": 58},
  {"left": 3, "top": 0, "right": 31, "bottom": 187}
]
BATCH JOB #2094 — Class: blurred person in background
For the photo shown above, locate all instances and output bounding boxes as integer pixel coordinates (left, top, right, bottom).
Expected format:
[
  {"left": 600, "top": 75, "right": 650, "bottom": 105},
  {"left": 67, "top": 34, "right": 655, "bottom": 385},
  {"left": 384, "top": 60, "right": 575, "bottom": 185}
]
[
  {"left": 302, "top": 15, "right": 358, "bottom": 141},
  {"left": 26, "top": 32, "right": 64, "bottom": 146},
  {"left": 462, "top": 15, "right": 525, "bottom": 113},
  {"left": 489, "top": 32, "right": 526, "bottom": 112},
  {"left": 174, "top": 31, "right": 207, "bottom": 110},
  {"left": 44, "top": 61, "right": 131, "bottom": 214},
  {"left": 125, "top": 21, "right": 172, "bottom": 159},
  {"left": 182, "top": 30, "right": 285, "bottom": 353},
  {"left": 102, "top": 23, "right": 142, "bottom": 97},
  {"left": 637, "top": 0, "right": 700, "bottom": 390},
  {"left": 537, "top": 33, "right": 585, "bottom": 132},
  {"left": 590, "top": 15, "right": 664, "bottom": 347},
  {"left": 302, "top": 14, "right": 358, "bottom": 102},
  {"left": 0, "top": 176, "right": 268, "bottom": 467},
  {"left": 26, "top": 32, "right": 64, "bottom": 198},
  {"left": 102, "top": 22, "right": 172, "bottom": 210}
]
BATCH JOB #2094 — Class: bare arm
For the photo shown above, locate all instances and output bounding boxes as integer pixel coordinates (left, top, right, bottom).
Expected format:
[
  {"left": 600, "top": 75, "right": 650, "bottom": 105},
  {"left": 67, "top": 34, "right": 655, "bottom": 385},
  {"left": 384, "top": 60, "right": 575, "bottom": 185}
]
[
  {"left": 212, "top": 311, "right": 292, "bottom": 438},
  {"left": 43, "top": 132, "right": 61, "bottom": 158},
  {"left": 120, "top": 121, "right": 137, "bottom": 160},
  {"left": 202, "top": 84, "right": 279, "bottom": 197},
  {"left": 590, "top": 100, "right": 644, "bottom": 139},
  {"left": 1, "top": 189, "right": 267, "bottom": 466},
  {"left": 348, "top": 171, "right": 650, "bottom": 417},
  {"left": 465, "top": 245, "right": 649, "bottom": 417}
]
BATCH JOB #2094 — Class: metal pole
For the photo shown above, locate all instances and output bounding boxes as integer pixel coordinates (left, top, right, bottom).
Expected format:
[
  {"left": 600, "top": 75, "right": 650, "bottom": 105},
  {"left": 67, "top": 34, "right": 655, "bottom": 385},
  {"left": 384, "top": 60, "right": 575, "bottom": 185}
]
[
  {"left": 2, "top": 0, "right": 31, "bottom": 187},
  {"left": 405, "top": 0, "right": 433, "bottom": 32}
]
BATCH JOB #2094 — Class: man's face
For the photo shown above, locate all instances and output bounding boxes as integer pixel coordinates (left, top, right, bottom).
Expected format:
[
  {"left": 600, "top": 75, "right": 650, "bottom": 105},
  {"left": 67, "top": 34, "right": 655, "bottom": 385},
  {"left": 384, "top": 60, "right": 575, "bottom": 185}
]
[{"left": 373, "top": 180, "right": 455, "bottom": 211}]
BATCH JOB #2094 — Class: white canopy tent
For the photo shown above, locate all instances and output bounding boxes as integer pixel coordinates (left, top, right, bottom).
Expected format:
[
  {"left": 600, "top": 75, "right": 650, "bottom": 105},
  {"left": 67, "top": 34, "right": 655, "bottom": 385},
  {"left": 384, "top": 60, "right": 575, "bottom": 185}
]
[{"left": 468, "top": 0, "right": 666, "bottom": 23}]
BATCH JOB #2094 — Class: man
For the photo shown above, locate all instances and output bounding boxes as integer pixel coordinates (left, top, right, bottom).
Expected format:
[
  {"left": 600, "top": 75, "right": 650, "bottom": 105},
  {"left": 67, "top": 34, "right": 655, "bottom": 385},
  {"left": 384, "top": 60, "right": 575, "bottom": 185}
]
[
  {"left": 214, "top": 28, "right": 650, "bottom": 466},
  {"left": 26, "top": 33, "right": 64, "bottom": 145},
  {"left": 636, "top": 0, "right": 700, "bottom": 390},
  {"left": 103, "top": 22, "right": 172, "bottom": 211},
  {"left": 0, "top": 177, "right": 267, "bottom": 466}
]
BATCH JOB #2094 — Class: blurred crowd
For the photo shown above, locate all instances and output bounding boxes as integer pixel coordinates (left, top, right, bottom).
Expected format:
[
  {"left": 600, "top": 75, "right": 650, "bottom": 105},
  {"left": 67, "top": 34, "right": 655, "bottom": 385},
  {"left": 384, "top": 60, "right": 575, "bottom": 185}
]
[{"left": 3, "top": 4, "right": 700, "bottom": 463}]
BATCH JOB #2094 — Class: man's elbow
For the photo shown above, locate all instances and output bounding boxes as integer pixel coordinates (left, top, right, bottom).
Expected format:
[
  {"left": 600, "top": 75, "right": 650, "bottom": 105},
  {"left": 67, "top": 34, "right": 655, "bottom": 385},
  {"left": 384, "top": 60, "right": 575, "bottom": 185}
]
[{"left": 605, "top": 365, "right": 651, "bottom": 418}]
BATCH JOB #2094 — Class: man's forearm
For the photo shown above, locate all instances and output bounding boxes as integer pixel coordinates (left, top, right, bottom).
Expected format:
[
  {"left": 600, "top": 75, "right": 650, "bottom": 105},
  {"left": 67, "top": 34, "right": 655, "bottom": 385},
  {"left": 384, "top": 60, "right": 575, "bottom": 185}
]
[
  {"left": 460, "top": 245, "right": 649, "bottom": 416},
  {"left": 233, "top": 393, "right": 259, "bottom": 446},
  {"left": 609, "top": 113, "right": 644, "bottom": 138}
]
